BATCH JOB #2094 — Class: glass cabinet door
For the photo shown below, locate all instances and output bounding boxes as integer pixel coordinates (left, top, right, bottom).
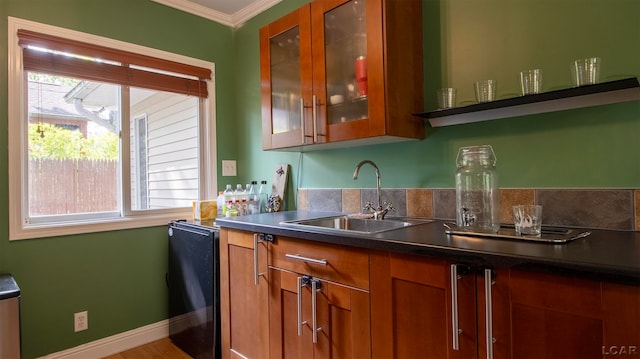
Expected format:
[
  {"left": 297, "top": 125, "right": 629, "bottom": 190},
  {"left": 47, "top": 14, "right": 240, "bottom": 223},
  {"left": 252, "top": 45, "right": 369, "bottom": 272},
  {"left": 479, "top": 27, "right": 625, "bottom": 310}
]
[
  {"left": 262, "top": 0, "right": 423, "bottom": 149},
  {"left": 312, "top": 0, "right": 386, "bottom": 143},
  {"left": 322, "top": 0, "right": 368, "bottom": 125},
  {"left": 270, "top": 27, "right": 302, "bottom": 135},
  {"left": 260, "top": 6, "right": 312, "bottom": 149}
]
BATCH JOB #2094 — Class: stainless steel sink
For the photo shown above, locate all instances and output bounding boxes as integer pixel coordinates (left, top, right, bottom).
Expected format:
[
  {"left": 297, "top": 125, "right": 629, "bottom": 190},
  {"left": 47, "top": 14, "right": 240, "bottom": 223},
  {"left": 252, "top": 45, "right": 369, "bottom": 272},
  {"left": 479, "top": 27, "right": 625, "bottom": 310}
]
[{"left": 280, "top": 215, "right": 433, "bottom": 234}]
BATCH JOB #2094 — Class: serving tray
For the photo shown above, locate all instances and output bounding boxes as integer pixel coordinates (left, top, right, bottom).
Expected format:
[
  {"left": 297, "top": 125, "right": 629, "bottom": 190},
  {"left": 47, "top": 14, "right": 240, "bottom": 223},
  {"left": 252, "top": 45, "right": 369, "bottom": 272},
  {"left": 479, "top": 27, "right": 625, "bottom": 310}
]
[{"left": 443, "top": 223, "right": 591, "bottom": 244}]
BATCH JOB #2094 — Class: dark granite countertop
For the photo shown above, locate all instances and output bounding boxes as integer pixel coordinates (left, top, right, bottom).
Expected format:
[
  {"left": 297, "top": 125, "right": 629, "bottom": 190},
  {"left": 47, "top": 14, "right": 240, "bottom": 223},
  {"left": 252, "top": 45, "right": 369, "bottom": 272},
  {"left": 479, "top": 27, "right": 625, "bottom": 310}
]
[
  {"left": 0, "top": 274, "right": 20, "bottom": 300},
  {"left": 211, "top": 210, "right": 640, "bottom": 283}
]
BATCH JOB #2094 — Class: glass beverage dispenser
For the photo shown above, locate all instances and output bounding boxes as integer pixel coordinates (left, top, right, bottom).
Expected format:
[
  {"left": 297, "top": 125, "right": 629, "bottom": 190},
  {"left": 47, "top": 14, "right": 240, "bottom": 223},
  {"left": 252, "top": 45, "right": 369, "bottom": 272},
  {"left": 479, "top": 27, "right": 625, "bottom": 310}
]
[{"left": 455, "top": 145, "right": 500, "bottom": 233}]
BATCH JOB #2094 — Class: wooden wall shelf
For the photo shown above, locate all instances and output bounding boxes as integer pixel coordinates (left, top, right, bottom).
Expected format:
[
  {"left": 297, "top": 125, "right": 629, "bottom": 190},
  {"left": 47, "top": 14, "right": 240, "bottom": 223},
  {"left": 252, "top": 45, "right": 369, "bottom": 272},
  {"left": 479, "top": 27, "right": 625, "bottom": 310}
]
[{"left": 415, "top": 78, "right": 640, "bottom": 127}]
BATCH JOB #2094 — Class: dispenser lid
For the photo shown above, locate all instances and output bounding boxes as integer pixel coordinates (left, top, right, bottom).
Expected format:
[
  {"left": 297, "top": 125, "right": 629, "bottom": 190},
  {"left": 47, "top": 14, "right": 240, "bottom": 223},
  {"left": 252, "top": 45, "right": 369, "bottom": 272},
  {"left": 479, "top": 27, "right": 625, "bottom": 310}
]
[{"left": 456, "top": 145, "right": 496, "bottom": 167}]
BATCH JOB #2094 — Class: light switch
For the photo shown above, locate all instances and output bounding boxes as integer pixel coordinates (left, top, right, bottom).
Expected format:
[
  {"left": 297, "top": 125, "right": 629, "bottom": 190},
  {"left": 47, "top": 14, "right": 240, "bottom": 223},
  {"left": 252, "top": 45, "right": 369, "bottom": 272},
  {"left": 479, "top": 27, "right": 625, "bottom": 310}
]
[{"left": 222, "top": 160, "right": 237, "bottom": 177}]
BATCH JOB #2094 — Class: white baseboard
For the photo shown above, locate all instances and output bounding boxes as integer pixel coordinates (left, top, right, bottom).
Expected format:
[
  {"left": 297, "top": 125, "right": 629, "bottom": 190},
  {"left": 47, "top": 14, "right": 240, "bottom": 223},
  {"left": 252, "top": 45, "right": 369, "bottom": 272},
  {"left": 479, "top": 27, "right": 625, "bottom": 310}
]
[{"left": 40, "top": 319, "right": 169, "bottom": 359}]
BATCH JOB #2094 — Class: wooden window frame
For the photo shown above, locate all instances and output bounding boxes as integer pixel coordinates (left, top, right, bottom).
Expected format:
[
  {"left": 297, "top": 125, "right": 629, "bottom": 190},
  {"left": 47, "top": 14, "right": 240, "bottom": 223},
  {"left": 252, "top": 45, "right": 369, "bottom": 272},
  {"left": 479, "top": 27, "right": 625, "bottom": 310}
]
[
  {"left": 7, "top": 17, "right": 218, "bottom": 240},
  {"left": 18, "top": 29, "right": 211, "bottom": 98}
]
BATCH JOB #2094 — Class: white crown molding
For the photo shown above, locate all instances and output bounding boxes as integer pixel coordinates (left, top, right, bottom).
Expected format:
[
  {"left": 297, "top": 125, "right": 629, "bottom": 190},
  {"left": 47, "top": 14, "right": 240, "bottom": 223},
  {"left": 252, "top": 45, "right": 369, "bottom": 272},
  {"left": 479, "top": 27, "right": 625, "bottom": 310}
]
[
  {"left": 231, "top": 0, "right": 282, "bottom": 27},
  {"left": 151, "top": 0, "right": 281, "bottom": 28}
]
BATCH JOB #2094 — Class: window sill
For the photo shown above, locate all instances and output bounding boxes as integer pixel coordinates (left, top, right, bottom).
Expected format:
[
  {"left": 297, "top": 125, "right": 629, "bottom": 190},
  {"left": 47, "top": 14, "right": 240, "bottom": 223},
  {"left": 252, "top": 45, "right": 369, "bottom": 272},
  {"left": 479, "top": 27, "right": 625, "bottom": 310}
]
[{"left": 9, "top": 210, "right": 192, "bottom": 241}]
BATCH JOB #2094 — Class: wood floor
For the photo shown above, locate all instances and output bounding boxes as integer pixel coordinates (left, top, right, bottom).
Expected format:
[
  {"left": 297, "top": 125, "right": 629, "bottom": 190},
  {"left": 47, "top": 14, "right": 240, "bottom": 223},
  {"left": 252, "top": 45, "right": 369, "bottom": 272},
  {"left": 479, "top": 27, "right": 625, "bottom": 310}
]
[{"left": 103, "top": 338, "right": 192, "bottom": 359}]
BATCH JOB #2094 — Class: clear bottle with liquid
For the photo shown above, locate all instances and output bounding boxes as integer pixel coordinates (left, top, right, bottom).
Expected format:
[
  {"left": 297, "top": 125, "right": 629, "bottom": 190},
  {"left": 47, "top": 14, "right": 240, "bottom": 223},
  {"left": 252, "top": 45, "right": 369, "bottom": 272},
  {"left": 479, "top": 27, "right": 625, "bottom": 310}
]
[
  {"left": 216, "top": 191, "right": 225, "bottom": 218},
  {"left": 234, "top": 184, "right": 245, "bottom": 202},
  {"left": 226, "top": 200, "right": 238, "bottom": 217},
  {"left": 240, "top": 199, "right": 248, "bottom": 216},
  {"left": 455, "top": 145, "right": 500, "bottom": 233},
  {"left": 258, "top": 180, "right": 269, "bottom": 213},
  {"left": 247, "top": 180, "right": 259, "bottom": 214},
  {"left": 222, "top": 184, "right": 234, "bottom": 216}
]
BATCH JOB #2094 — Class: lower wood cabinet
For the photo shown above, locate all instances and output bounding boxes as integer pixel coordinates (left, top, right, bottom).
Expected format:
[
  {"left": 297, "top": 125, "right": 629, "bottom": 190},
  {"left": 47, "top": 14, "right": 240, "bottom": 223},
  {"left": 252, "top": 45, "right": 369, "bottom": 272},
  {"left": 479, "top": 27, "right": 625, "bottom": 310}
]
[
  {"left": 220, "top": 229, "right": 371, "bottom": 359},
  {"left": 601, "top": 281, "right": 640, "bottom": 358},
  {"left": 268, "top": 236, "right": 371, "bottom": 359},
  {"left": 220, "top": 228, "right": 639, "bottom": 359},
  {"left": 268, "top": 268, "right": 371, "bottom": 359},
  {"left": 370, "top": 252, "right": 477, "bottom": 359},
  {"left": 219, "top": 229, "right": 269, "bottom": 359},
  {"left": 370, "top": 251, "right": 640, "bottom": 359},
  {"left": 493, "top": 268, "right": 640, "bottom": 359}
]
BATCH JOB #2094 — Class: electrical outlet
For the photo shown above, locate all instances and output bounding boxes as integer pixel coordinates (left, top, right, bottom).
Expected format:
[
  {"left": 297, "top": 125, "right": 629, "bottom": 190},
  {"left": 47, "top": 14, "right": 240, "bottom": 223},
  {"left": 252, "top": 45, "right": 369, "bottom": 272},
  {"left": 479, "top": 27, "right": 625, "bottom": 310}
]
[
  {"left": 74, "top": 311, "right": 88, "bottom": 332},
  {"left": 221, "top": 160, "right": 237, "bottom": 177}
]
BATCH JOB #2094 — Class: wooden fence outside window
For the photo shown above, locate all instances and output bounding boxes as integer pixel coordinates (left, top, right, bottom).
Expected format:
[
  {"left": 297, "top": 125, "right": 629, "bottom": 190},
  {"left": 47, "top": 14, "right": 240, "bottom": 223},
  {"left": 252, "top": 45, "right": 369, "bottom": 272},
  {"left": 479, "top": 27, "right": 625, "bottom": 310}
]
[{"left": 28, "top": 158, "right": 118, "bottom": 215}]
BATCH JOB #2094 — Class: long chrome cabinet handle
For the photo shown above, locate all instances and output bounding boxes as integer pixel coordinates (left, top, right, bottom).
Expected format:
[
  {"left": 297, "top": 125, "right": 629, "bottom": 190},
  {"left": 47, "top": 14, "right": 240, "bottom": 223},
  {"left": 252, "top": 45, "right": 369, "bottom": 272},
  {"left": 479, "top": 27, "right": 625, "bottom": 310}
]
[
  {"left": 312, "top": 95, "right": 318, "bottom": 143},
  {"left": 299, "top": 98, "right": 305, "bottom": 144},
  {"left": 253, "top": 234, "right": 263, "bottom": 286},
  {"left": 450, "top": 264, "right": 461, "bottom": 350},
  {"left": 285, "top": 253, "right": 327, "bottom": 266},
  {"left": 297, "top": 276, "right": 308, "bottom": 336},
  {"left": 484, "top": 268, "right": 495, "bottom": 359},
  {"left": 311, "top": 279, "right": 323, "bottom": 344}
]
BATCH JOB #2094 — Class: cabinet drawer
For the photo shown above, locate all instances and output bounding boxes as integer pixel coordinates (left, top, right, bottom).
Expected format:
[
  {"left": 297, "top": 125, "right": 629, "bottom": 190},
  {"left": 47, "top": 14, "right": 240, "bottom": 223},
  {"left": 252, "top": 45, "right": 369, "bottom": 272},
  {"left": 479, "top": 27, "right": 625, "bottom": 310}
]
[
  {"left": 269, "top": 236, "right": 369, "bottom": 290},
  {"left": 225, "top": 228, "right": 256, "bottom": 249}
]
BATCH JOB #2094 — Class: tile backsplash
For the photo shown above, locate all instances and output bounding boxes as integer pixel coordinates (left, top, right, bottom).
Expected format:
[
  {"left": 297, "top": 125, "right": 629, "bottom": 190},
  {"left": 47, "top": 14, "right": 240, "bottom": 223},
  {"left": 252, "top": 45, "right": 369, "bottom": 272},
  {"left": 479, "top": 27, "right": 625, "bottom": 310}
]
[{"left": 298, "top": 188, "right": 640, "bottom": 231}]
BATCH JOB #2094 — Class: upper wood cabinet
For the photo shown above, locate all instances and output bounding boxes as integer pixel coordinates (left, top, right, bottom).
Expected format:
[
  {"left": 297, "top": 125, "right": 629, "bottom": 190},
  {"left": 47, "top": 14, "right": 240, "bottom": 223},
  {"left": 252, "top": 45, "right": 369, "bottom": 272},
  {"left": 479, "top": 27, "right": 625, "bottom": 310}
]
[{"left": 260, "top": 0, "right": 424, "bottom": 151}]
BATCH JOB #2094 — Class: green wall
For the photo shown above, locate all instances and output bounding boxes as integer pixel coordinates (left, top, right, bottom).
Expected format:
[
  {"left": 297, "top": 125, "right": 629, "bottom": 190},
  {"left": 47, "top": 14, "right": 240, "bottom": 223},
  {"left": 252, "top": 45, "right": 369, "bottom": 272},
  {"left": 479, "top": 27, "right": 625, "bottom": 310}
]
[
  {"left": 0, "top": 1, "right": 236, "bottom": 357},
  {"left": 235, "top": 0, "right": 640, "bottom": 203},
  {"left": 0, "top": 0, "right": 638, "bottom": 357}
]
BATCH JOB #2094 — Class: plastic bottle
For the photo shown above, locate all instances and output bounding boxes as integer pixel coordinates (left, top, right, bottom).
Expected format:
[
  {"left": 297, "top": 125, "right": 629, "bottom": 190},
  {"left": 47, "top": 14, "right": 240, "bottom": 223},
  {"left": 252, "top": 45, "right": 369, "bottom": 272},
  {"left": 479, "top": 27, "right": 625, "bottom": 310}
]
[
  {"left": 222, "top": 184, "right": 234, "bottom": 216},
  {"left": 455, "top": 145, "right": 499, "bottom": 233},
  {"left": 216, "top": 191, "right": 225, "bottom": 218},
  {"left": 248, "top": 180, "right": 259, "bottom": 214},
  {"left": 225, "top": 200, "right": 231, "bottom": 218},
  {"left": 240, "top": 199, "right": 248, "bottom": 216},
  {"left": 258, "top": 180, "right": 269, "bottom": 213},
  {"left": 233, "top": 199, "right": 242, "bottom": 216},
  {"left": 234, "top": 184, "right": 245, "bottom": 202},
  {"left": 226, "top": 199, "right": 238, "bottom": 217}
]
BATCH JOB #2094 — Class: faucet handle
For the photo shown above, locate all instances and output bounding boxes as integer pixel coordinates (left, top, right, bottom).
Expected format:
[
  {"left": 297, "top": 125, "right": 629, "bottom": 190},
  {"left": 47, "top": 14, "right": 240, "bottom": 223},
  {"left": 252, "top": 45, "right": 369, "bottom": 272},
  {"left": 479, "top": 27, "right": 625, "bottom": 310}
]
[
  {"left": 382, "top": 201, "right": 395, "bottom": 212},
  {"left": 363, "top": 201, "right": 375, "bottom": 212}
]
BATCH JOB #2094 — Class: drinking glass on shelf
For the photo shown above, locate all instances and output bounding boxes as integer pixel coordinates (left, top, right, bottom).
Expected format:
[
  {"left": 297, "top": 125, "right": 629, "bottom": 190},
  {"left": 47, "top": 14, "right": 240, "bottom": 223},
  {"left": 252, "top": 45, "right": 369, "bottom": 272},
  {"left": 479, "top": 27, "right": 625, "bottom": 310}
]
[
  {"left": 437, "top": 88, "right": 456, "bottom": 109},
  {"left": 474, "top": 80, "right": 497, "bottom": 102},
  {"left": 520, "top": 69, "right": 542, "bottom": 95},
  {"left": 572, "top": 57, "right": 600, "bottom": 86}
]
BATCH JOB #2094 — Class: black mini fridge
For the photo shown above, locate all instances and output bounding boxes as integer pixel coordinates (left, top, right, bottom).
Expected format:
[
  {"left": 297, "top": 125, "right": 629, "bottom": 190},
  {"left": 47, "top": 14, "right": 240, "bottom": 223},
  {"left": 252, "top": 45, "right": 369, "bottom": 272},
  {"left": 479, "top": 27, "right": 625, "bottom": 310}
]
[{"left": 168, "top": 220, "right": 220, "bottom": 359}]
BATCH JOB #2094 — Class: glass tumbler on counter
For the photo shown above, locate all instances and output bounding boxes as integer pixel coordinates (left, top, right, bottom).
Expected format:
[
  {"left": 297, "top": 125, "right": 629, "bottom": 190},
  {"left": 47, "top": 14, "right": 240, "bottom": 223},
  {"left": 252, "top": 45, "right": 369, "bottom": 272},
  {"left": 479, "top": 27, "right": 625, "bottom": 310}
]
[
  {"left": 513, "top": 204, "right": 543, "bottom": 236},
  {"left": 455, "top": 145, "right": 500, "bottom": 234}
]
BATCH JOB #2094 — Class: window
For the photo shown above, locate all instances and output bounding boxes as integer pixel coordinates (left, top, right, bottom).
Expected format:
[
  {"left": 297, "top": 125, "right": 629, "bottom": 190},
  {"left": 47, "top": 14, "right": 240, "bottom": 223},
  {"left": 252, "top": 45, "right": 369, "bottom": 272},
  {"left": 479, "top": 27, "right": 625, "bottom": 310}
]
[
  {"left": 8, "top": 17, "right": 217, "bottom": 240},
  {"left": 133, "top": 114, "right": 149, "bottom": 210}
]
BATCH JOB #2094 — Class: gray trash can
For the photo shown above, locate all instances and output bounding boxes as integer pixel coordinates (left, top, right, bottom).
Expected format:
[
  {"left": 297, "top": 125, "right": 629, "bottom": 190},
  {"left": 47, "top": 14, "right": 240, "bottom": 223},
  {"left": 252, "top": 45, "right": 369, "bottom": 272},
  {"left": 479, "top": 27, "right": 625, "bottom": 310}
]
[{"left": 0, "top": 274, "right": 21, "bottom": 359}]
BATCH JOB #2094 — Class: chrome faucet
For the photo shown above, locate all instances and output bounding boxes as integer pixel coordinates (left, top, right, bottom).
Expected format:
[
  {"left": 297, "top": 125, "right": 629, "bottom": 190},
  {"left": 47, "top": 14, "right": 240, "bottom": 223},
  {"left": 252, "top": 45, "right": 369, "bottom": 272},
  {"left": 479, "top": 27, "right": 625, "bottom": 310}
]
[{"left": 353, "top": 160, "right": 394, "bottom": 220}]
